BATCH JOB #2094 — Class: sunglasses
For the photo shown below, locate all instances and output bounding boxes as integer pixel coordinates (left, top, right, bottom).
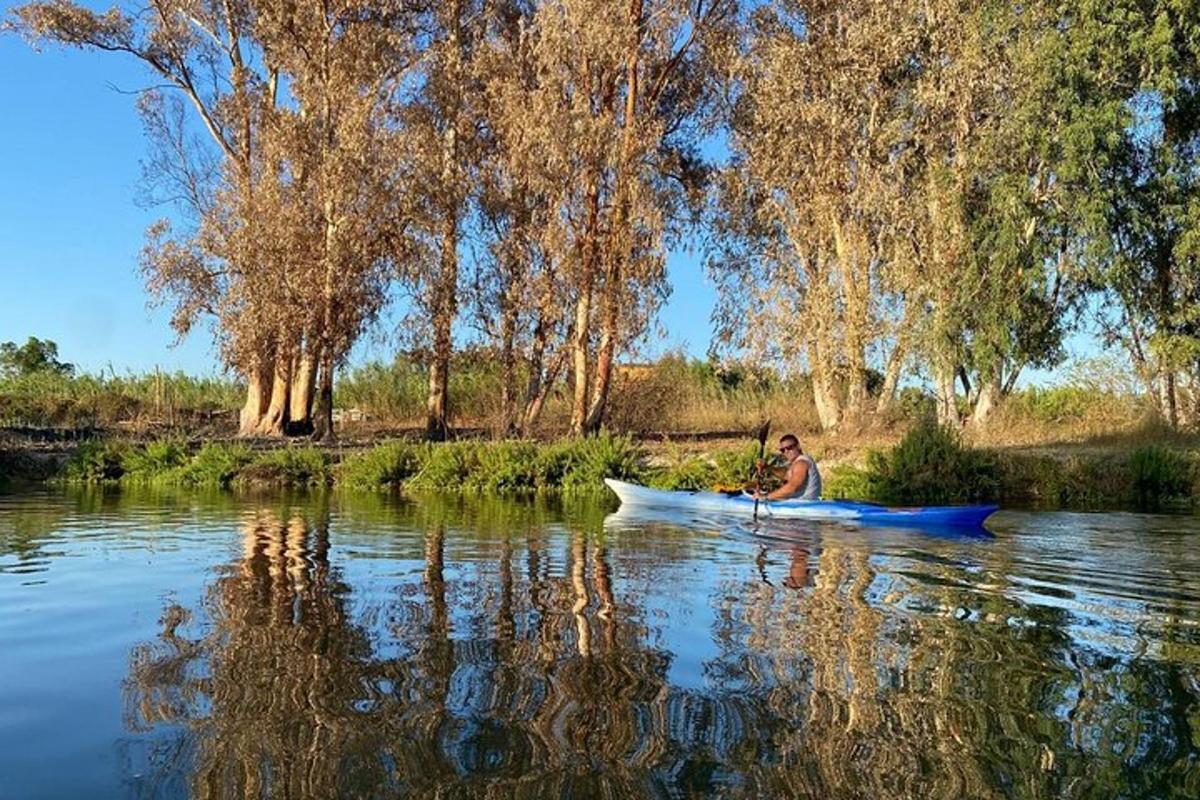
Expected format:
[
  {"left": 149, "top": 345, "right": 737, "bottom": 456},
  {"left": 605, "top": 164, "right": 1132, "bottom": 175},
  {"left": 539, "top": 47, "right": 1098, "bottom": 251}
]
[{"left": 778, "top": 444, "right": 796, "bottom": 453}]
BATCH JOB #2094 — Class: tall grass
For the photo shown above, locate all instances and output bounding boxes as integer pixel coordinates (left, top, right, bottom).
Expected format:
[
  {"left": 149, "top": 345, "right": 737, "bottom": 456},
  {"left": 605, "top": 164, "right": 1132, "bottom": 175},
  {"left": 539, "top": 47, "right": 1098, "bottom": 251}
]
[
  {"left": 334, "top": 352, "right": 507, "bottom": 426},
  {"left": 0, "top": 369, "right": 240, "bottom": 427}
]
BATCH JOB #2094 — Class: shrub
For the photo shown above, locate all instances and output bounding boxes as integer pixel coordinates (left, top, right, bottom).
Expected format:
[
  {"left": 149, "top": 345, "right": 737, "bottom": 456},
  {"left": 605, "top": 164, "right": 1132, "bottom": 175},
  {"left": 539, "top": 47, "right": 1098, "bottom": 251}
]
[
  {"left": 406, "top": 442, "right": 476, "bottom": 490},
  {"left": 864, "top": 418, "right": 1000, "bottom": 504},
  {"left": 123, "top": 438, "right": 190, "bottom": 481},
  {"left": 711, "top": 443, "right": 761, "bottom": 488},
  {"left": 560, "top": 434, "right": 646, "bottom": 492},
  {"left": 175, "top": 442, "right": 253, "bottom": 487},
  {"left": 63, "top": 440, "right": 129, "bottom": 482},
  {"left": 648, "top": 446, "right": 716, "bottom": 490},
  {"left": 1129, "top": 445, "right": 1191, "bottom": 508},
  {"left": 338, "top": 441, "right": 425, "bottom": 490},
  {"left": 235, "top": 447, "right": 333, "bottom": 488},
  {"left": 466, "top": 440, "right": 543, "bottom": 492},
  {"left": 823, "top": 464, "right": 873, "bottom": 500}
]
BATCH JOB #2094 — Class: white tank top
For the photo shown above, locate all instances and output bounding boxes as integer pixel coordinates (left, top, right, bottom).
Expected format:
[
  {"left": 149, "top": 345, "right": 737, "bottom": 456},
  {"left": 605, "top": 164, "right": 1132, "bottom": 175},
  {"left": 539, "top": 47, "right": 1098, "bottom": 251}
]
[{"left": 789, "top": 454, "right": 822, "bottom": 500}]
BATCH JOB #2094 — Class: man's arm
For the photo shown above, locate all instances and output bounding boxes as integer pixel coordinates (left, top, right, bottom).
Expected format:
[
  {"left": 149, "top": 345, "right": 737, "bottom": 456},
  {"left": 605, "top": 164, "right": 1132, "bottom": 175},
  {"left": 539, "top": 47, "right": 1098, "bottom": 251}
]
[{"left": 765, "top": 460, "right": 808, "bottom": 501}]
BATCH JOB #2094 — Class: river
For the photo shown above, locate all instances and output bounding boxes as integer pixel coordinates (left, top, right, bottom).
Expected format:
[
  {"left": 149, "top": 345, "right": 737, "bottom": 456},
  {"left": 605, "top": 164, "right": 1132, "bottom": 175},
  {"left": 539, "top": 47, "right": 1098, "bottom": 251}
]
[{"left": 2, "top": 486, "right": 1198, "bottom": 798}]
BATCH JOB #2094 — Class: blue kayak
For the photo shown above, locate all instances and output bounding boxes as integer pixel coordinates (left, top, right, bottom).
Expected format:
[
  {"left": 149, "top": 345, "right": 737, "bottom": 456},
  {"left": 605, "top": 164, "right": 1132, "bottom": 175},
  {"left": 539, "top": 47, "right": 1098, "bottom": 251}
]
[{"left": 604, "top": 479, "right": 998, "bottom": 530}]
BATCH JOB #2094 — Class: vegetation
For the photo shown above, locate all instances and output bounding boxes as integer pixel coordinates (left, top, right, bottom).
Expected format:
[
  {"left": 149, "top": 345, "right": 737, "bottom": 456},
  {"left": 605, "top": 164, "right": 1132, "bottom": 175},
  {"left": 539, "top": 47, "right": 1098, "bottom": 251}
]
[
  {"left": 0, "top": 337, "right": 73, "bottom": 378},
  {"left": 10, "top": 1, "right": 1197, "bottom": 444},
  {"left": 31, "top": 422, "right": 1198, "bottom": 510}
]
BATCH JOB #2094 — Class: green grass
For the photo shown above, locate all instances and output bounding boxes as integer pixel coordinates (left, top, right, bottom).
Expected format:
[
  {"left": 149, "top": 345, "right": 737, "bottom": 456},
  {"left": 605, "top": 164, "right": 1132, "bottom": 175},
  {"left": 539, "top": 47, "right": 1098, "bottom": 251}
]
[
  {"left": 234, "top": 447, "right": 334, "bottom": 488},
  {"left": 46, "top": 429, "right": 1200, "bottom": 509},
  {"left": 0, "top": 369, "right": 239, "bottom": 427}
]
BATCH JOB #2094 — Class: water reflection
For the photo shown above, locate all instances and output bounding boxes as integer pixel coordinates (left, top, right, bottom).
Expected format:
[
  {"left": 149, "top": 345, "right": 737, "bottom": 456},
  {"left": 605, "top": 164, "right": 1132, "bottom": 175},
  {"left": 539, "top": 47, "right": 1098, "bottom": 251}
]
[{"left": 4, "top": 489, "right": 1200, "bottom": 797}]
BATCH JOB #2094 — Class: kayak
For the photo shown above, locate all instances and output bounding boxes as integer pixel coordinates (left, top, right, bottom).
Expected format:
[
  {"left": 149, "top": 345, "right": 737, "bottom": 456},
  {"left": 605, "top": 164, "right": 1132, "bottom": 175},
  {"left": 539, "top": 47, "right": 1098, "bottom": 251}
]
[{"left": 604, "top": 479, "right": 998, "bottom": 530}]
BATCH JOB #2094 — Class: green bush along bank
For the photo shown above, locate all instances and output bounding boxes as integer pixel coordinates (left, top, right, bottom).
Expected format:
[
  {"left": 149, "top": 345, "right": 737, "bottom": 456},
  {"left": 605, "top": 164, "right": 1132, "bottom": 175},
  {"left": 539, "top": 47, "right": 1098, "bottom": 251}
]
[{"left": 823, "top": 420, "right": 1200, "bottom": 510}]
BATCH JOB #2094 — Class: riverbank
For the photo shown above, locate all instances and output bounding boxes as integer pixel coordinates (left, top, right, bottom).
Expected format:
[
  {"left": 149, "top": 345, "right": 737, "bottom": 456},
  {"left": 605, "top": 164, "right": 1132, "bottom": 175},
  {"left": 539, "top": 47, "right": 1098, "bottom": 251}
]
[{"left": 4, "top": 421, "right": 1199, "bottom": 511}]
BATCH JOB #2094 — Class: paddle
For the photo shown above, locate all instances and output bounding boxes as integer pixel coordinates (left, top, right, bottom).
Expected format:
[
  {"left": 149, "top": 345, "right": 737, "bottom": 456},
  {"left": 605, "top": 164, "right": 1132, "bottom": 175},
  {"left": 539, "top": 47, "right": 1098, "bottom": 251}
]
[{"left": 752, "top": 418, "right": 770, "bottom": 521}]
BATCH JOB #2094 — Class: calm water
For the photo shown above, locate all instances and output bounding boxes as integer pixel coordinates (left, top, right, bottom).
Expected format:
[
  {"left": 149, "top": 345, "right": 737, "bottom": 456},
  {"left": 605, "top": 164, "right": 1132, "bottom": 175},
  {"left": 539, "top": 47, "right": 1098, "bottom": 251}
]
[{"left": 2, "top": 488, "right": 1200, "bottom": 799}]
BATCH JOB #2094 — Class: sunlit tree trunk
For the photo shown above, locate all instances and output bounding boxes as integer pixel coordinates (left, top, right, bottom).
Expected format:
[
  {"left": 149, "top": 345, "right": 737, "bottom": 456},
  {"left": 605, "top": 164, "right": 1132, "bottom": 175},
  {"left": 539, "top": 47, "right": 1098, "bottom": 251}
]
[
  {"left": 583, "top": 270, "right": 618, "bottom": 436},
  {"left": 256, "top": 351, "right": 291, "bottom": 437},
  {"left": 1159, "top": 369, "right": 1179, "bottom": 429},
  {"left": 288, "top": 344, "right": 316, "bottom": 435},
  {"left": 571, "top": 174, "right": 601, "bottom": 436},
  {"left": 935, "top": 365, "right": 961, "bottom": 427},
  {"left": 969, "top": 367, "right": 1003, "bottom": 427},
  {"left": 238, "top": 361, "right": 272, "bottom": 437}
]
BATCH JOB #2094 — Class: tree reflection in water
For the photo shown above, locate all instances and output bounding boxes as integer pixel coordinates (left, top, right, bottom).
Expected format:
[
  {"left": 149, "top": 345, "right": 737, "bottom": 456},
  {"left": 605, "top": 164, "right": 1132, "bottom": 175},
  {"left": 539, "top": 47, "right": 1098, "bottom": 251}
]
[{"left": 122, "top": 499, "right": 1200, "bottom": 799}]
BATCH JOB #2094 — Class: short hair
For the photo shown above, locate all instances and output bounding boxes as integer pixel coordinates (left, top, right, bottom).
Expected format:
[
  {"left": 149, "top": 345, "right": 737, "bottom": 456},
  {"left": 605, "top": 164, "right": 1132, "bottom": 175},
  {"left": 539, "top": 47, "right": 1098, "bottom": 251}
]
[{"left": 779, "top": 434, "right": 800, "bottom": 452}]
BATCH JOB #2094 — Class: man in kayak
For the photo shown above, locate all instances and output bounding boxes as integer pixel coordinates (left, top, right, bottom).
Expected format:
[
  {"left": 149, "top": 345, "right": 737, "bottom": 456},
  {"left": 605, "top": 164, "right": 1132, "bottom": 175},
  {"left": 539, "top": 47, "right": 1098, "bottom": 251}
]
[{"left": 751, "top": 434, "right": 822, "bottom": 501}]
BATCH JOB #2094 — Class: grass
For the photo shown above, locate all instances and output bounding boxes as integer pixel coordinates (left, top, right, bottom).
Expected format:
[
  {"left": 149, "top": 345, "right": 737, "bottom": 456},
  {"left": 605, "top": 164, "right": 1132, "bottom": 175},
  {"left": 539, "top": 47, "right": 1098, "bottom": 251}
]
[
  {"left": 38, "top": 425, "right": 1200, "bottom": 509},
  {"left": 0, "top": 369, "right": 240, "bottom": 428}
]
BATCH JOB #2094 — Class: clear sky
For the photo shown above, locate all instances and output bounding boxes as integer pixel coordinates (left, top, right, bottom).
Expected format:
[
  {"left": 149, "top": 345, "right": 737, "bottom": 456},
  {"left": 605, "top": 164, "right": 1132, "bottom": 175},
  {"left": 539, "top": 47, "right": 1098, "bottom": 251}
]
[{"left": 0, "top": 15, "right": 719, "bottom": 376}]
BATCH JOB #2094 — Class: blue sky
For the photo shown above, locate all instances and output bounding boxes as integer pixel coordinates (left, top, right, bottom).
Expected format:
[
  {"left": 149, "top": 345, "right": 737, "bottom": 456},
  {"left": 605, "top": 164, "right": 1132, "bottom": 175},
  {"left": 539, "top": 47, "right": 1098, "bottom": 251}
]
[{"left": 0, "top": 19, "right": 719, "bottom": 375}]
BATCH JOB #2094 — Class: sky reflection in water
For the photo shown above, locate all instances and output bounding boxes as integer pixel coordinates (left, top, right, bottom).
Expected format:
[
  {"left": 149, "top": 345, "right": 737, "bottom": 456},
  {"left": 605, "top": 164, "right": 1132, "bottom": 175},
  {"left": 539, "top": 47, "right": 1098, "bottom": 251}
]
[{"left": 2, "top": 487, "right": 1200, "bottom": 799}]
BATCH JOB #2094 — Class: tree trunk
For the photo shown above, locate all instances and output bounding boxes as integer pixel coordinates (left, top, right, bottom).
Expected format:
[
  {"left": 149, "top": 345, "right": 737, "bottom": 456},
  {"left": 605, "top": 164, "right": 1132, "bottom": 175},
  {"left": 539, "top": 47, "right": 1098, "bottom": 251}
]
[
  {"left": 499, "top": 302, "right": 517, "bottom": 437},
  {"left": 807, "top": 329, "right": 842, "bottom": 431},
  {"left": 831, "top": 218, "right": 869, "bottom": 422},
  {"left": 570, "top": 276, "right": 592, "bottom": 436},
  {"left": 288, "top": 345, "right": 316, "bottom": 436},
  {"left": 257, "top": 352, "right": 291, "bottom": 437},
  {"left": 936, "top": 365, "right": 961, "bottom": 427},
  {"left": 583, "top": 263, "right": 618, "bottom": 436},
  {"left": 523, "top": 346, "right": 567, "bottom": 438},
  {"left": 1159, "top": 369, "right": 1179, "bottom": 429},
  {"left": 522, "top": 317, "right": 548, "bottom": 436},
  {"left": 312, "top": 347, "right": 335, "bottom": 443},
  {"left": 969, "top": 368, "right": 1003, "bottom": 427},
  {"left": 876, "top": 321, "right": 910, "bottom": 415},
  {"left": 238, "top": 361, "right": 272, "bottom": 437},
  {"left": 426, "top": 211, "right": 457, "bottom": 441}
]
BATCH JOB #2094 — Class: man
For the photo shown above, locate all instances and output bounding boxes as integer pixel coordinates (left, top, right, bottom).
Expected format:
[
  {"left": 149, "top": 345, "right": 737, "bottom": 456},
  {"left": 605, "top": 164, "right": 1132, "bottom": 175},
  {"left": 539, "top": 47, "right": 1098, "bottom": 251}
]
[{"left": 751, "top": 434, "right": 822, "bottom": 501}]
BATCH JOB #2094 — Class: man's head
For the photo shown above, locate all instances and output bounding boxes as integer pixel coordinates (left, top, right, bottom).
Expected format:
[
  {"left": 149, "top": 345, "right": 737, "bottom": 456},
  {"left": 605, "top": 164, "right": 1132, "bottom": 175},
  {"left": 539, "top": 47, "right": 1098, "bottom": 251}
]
[{"left": 778, "top": 434, "right": 802, "bottom": 459}]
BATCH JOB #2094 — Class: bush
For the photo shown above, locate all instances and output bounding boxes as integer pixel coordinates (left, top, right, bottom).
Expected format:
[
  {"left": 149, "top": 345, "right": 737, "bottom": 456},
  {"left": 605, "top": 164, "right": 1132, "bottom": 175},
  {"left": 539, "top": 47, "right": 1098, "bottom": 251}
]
[
  {"left": 338, "top": 441, "right": 425, "bottom": 490},
  {"left": 406, "top": 442, "right": 476, "bottom": 490},
  {"left": 823, "top": 464, "right": 874, "bottom": 500},
  {"left": 560, "top": 434, "right": 646, "bottom": 492},
  {"left": 466, "top": 440, "right": 543, "bottom": 492},
  {"left": 63, "top": 441, "right": 129, "bottom": 482},
  {"left": 711, "top": 443, "right": 761, "bottom": 488},
  {"left": 235, "top": 447, "right": 333, "bottom": 488},
  {"left": 648, "top": 446, "right": 716, "bottom": 490},
  {"left": 863, "top": 418, "right": 1000, "bottom": 504},
  {"left": 123, "top": 438, "right": 190, "bottom": 481},
  {"left": 175, "top": 443, "right": 253, "bottom": 487},
  {"left": 1129, "top": 445, "right": 1192, "bottom": 508}
]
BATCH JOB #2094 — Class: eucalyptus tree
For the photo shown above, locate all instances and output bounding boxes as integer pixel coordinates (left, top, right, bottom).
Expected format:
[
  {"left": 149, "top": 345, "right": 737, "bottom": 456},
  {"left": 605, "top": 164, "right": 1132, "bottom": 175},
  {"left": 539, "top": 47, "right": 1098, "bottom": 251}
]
[
  {"left": 11, "top": 0, "right": 289, "bottom": 435},
  {"left": 472, "top": 1, "right": 574, "bottom": 435},
  {"left": 393, "top": 0, "right": 490, "bottom": 441},
  {"left": 254, "top": 0, "right": 419, "bottom": 441},
  {"left": 476, "top": 0, "right": 730, "bottom": 437},
  {"left": 1064, "top": 0, "right": 1200, "bottom": 428},
  {"left": 710, "top": 0, "right": 918, "bottom": 430},
  {"left": 11, "top": 0, "right": 417, "bottom": 439}
]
